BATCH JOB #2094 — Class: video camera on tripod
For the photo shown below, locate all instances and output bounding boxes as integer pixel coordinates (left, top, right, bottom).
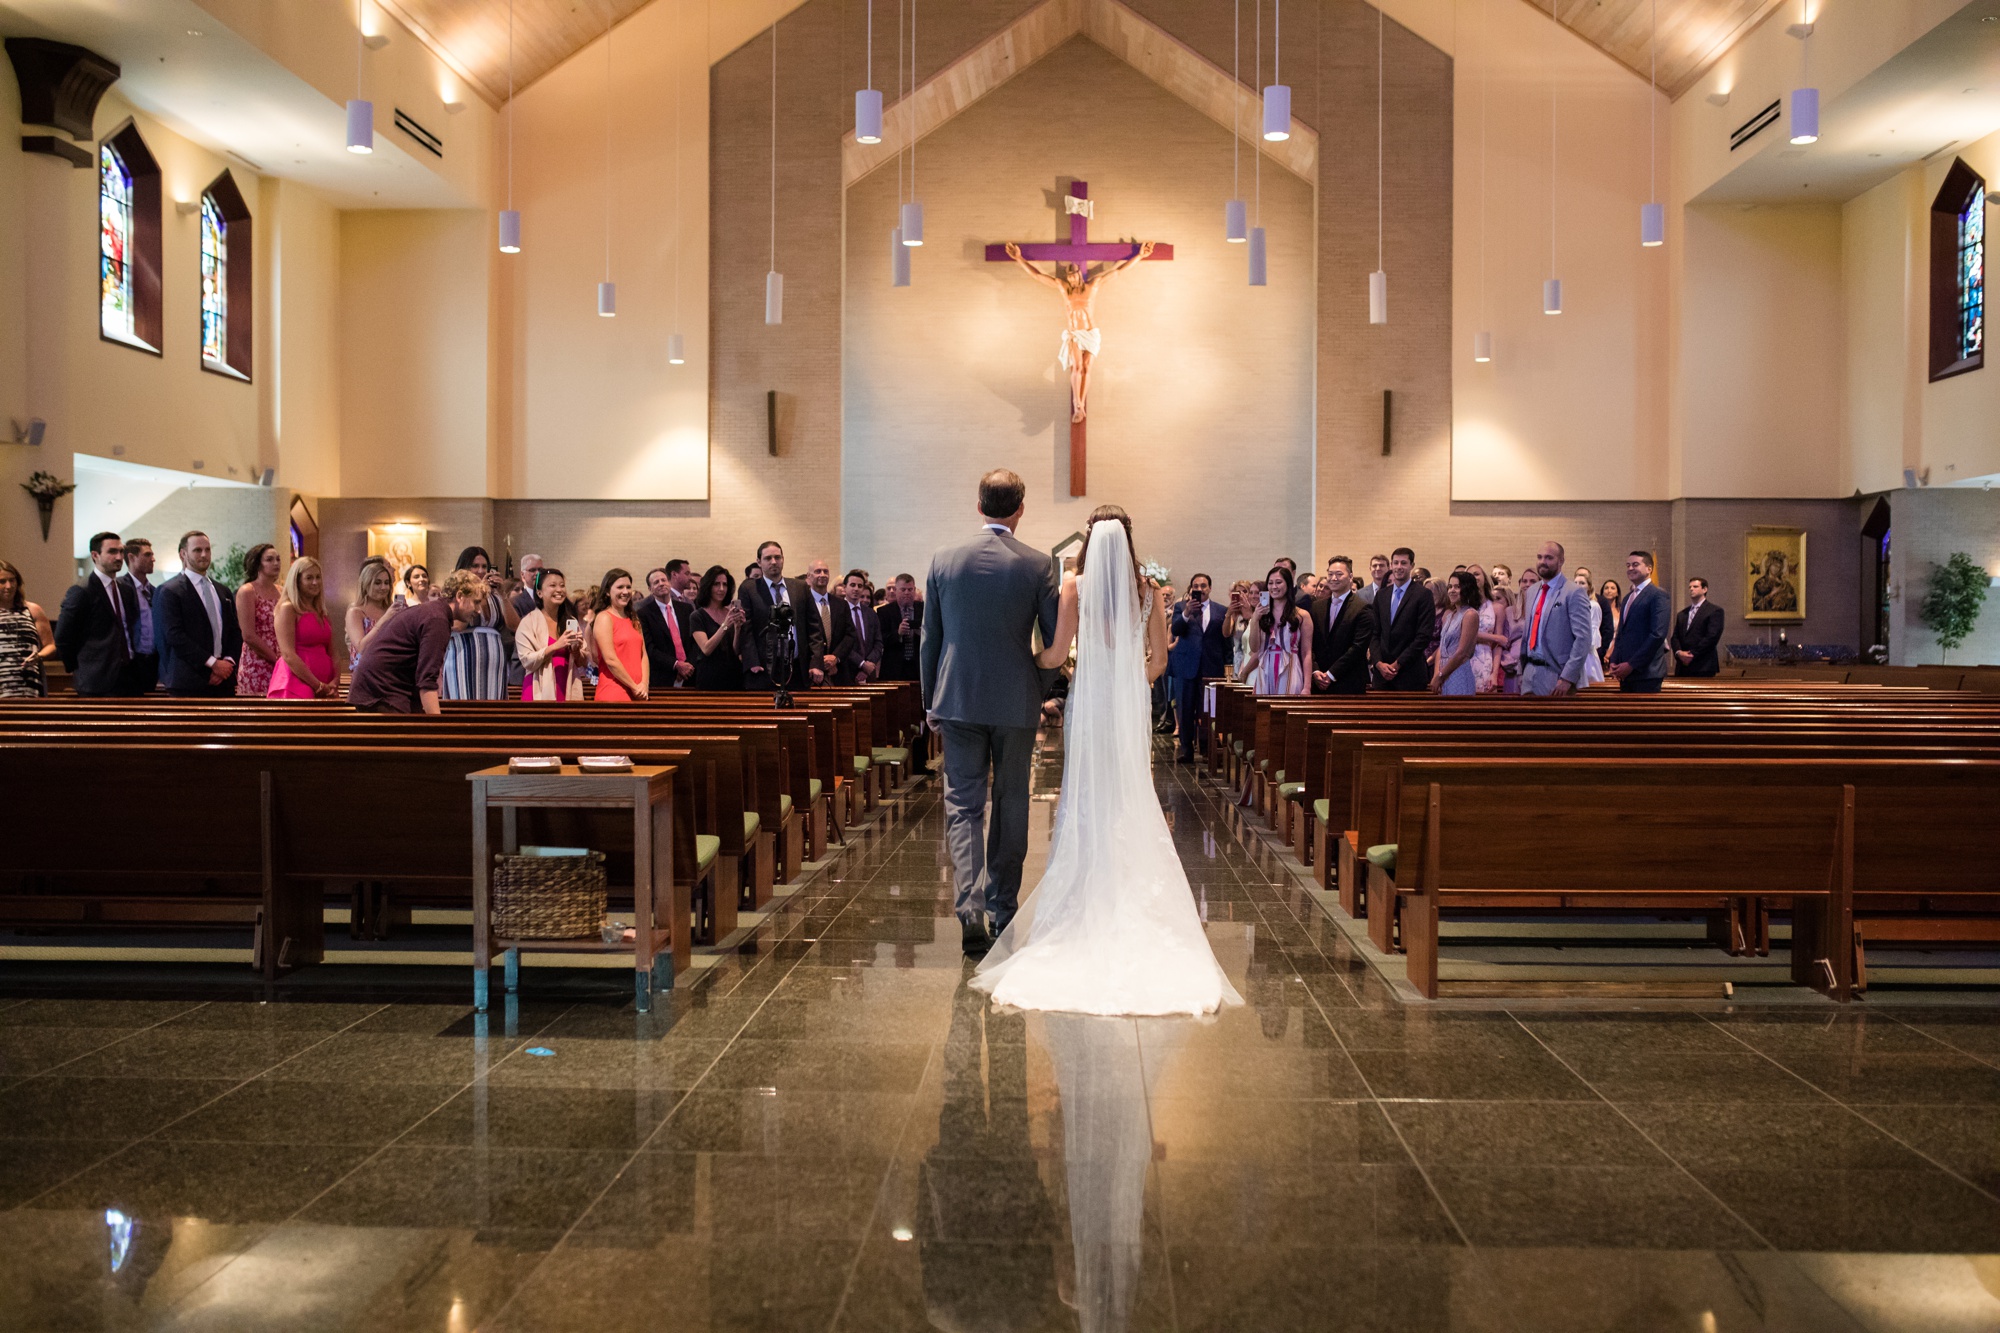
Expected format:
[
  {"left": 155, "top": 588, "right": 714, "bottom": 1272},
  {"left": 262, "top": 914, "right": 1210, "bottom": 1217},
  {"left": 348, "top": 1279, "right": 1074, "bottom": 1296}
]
[{"left": 763, "top": 598, "right": 798, "bottom": 707}]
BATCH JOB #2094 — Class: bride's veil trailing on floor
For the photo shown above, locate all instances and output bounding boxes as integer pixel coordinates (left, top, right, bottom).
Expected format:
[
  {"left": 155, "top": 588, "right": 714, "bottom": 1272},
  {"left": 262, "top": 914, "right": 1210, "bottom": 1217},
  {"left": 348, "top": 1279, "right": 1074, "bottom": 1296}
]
[{"left": 973, "top": 518, "right": 1241, "bottom": 1017}]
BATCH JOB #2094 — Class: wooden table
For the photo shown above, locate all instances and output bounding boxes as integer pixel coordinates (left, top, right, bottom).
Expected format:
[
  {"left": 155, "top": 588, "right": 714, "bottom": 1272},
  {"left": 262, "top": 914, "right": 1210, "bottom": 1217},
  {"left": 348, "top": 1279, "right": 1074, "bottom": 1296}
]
[{"left": 468, "top": 764, "right": 683, "bottom": 1013}]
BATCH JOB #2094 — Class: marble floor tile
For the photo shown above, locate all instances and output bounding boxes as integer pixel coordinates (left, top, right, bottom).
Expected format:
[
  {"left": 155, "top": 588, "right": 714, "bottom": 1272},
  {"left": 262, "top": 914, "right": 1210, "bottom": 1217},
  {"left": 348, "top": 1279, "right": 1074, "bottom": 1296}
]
[
  {"left": 1421, "top": 1165, "right": 1763, "bottom": 1249},
  {"left": 651, "top": 1087, "right": 915, "bottom": 1159},
  {"left": 1387, "top": 1101, "right": 1672, "bottom": 1168},
  {"left": 1471, "top": 1249, "right": 1873, "bottom": 1333},
  {"left": 400, "top": 1083, "right": 679, "bottom": 1151},
  {"left": 0, "top": 1075, "right": 239, "bottom": 1141},
  {"left": 155, "top": 1078, "right": 461, "bottom": 1147},
  {"left": 300, "top": 1144, "right": 627, "bottom": 1245},
  {"left": 30, "top": 1139, "right": 374, "bottom": 1225},
  {"left": 1786, "top": 1252, "right": 2000, "bottom": 1333},
  {"left": 1862, "top": 1103, "right": 2000, "bottom": 1192}
]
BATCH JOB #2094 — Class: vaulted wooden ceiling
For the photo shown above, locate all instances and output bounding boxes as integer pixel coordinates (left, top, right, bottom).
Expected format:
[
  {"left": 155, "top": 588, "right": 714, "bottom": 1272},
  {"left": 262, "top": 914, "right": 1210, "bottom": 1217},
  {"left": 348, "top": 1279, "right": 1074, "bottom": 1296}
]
[{"left": 383, "top": 0, "right": 1786, "bottom": 109}]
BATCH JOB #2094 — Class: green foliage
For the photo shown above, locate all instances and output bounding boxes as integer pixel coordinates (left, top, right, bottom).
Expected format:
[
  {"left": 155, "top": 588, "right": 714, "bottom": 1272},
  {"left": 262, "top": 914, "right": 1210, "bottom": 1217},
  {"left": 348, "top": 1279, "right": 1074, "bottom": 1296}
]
[
  {"left": 212, "top": 542, "right": 251, "bottom": 592},
  {"left": 1919, "top": 552, "right": 1989, "bottom": 658}
]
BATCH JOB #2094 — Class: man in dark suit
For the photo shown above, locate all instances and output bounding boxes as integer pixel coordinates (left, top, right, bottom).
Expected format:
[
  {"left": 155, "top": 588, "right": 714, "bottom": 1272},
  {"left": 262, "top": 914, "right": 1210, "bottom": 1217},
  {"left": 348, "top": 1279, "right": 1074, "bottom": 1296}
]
[
  {"left": 1310, "top": 555, "right": 1376, "bottom": 694},
  {"left": 738, "top": 540, "right": 824, "bottom": 692},
  {"left": 1167, "top": 573, "right": 1229, "bottom": 764},
  {"left": 636, "top": 563, "right": 697, "bottom": 688},
  {"left": 1672, "top": 577, "right": 1724, "bottom": 677},
  {"left": 1608, "top": 550, "right": 1671, "bottom": 693},
  {"left": 877, "top": 574, "right": 924, "bottom": 682},
  {"left": 55, "top": 531, "right": 144, "bottom": 697},
  {"left": 154, "top": 529, "right": 242, "bottom": 697},
  {"left": 834, "top": 570, "right": 882, "bottom": 684},
  {"left": 1369, "top": 547, "right": 1434, "bottom": 691},
  {"left": 116, "top": 536, "right": 160, "bottom": 693}
]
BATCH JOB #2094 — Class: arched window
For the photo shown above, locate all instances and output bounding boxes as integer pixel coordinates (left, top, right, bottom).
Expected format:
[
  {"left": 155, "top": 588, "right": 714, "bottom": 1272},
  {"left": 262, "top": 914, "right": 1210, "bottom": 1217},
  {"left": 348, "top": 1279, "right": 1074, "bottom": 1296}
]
[
  {"left": 98, "top": 121, "right": 161, "bottom": 352},
  {"left": 1932, "top": 159, "right": 1986, "bottom": 381},
  {"left": 199, "top": 170, "right": 252, "bottom": 381}
]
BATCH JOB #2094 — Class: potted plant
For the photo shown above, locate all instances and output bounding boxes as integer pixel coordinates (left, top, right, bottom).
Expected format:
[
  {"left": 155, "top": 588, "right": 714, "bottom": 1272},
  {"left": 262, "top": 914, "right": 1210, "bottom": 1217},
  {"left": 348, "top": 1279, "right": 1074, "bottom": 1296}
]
[
  {"left": 1919, "top": 552, "right": 1989, "bottom": 662},
  {"left": 19, "top": 471, "right": 76, "bottom": 542}
]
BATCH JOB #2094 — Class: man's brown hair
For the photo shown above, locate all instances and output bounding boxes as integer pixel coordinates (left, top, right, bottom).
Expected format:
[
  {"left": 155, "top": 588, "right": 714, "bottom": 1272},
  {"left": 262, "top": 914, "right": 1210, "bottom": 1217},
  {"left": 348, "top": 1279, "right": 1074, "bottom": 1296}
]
[{"left": 978, "top": 469, "right": 1026, "bottom": 519}]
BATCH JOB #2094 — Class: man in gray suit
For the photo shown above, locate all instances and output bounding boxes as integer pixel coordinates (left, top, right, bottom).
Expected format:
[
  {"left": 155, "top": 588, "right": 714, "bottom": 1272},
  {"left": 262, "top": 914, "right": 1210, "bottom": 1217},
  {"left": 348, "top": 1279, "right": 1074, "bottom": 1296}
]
[
  {"left": 1518, "top": 541, "right": 1595, "bottom": 697},
  {"left": 922, "top": 469, "right": 1060, "bottom": 956}
]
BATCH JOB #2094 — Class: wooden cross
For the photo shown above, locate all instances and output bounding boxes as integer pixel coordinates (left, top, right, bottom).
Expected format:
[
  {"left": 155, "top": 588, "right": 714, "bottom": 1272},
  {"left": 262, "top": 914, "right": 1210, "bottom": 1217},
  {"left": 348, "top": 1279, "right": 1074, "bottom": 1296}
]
[{"left": 986, "top": 181, "right": 1172, "bottom": 496}]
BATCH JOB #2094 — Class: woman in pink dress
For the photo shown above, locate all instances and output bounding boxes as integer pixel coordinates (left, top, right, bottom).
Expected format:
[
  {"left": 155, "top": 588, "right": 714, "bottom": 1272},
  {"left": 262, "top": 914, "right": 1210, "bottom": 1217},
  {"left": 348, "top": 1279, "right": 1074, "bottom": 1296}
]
[
  {"left": 590, "top": 568, "right": 649, "bottom": 702},
  {"left": 269, "top": 557, "right": 337, "bottom": 699},
  {"left": 234, "top": 543, "right": 282, "bottom": 697}
]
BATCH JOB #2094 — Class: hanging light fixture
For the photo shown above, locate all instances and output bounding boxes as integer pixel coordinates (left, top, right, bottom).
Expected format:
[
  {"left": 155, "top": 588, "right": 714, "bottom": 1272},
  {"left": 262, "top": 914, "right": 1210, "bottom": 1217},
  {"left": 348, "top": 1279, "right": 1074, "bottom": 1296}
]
[
  {"left": 499, "top": 0, "right": 519, "bottom": 251},
  {"left": 856, "top": 0, "right": 882, "bottom": 144},
  {"left": 1544, "top": 0, "right": 1561, "bottom": 314},
  {"left": 670, "top": 0, "right": 694, "bottom": 361},
  {"left": 891, "top": 0, "right": 910, "bottom": 285},
  {"left": 891, "top": 227, "right": 911, "bottom": 285},
  {"left": 1640, "top": 0, "right": 1664, "bottom": 246},
  {"left": 1369, "top": 2, "right": 1386, "bottom": 324},
  {"left": 668, "top": 333, "right": 685, "bottom": 364},
  {"left": 345, "top": 0, "right": 373, "bottom": 153},
  {"left": 1474, "top": 0, "right": 1491, "bottom": 360},
  {"left": 900, "top": 0, "right": 923, "bottom": 245},
  {"left": 597, "top": 16, "right": 615, "bottom": 316},
  {"left": 1789, "top": 3, "right": 1818, "bottom": 144},
  {"left": 1249, "top": 1, "right": 1266, "bottom": 285},
  {"left": 1224, "top": 0, "right": 1240, "bottom": 241},
  {"left": 1262, "top": 0, "right": 1290, "bottom": 141},
  {"left": 766, "top": 7, "right": 783, "bottom": 324}
]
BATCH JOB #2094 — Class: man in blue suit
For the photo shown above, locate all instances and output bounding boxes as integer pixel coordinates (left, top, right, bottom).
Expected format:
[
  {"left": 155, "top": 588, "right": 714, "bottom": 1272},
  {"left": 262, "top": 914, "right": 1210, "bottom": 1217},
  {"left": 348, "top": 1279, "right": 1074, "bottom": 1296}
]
[
  {"left": 1607, "top": 550, "right": 1671, "bottom": 693},
  {"left": 1168, "top": 573, "right": 1229, "bottom": 764}
]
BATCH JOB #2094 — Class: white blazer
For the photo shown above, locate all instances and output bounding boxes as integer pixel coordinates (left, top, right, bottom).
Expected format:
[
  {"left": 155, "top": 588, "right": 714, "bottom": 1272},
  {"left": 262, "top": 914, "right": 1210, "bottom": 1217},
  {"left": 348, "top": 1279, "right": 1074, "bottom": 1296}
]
[{"left": 515, "top": 607, "right": 585, "bottom": 701}]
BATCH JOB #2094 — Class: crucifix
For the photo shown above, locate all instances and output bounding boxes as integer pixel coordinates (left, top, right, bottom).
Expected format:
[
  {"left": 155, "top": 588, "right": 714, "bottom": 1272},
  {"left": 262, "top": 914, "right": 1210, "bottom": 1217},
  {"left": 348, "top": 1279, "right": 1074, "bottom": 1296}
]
[{"left": 986, "top": 181, "right": 1172, "bottom": 496}]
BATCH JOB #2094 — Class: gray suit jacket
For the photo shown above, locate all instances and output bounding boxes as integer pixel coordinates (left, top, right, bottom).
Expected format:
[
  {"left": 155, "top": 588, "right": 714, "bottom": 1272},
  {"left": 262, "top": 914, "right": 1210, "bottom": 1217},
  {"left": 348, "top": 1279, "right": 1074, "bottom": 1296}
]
[
  {"left": 1518, "top": 576, "right": 1595, "bottom": 694},
  {"left": 921, "top": 527, "right": 1060, "bottom": 729}
]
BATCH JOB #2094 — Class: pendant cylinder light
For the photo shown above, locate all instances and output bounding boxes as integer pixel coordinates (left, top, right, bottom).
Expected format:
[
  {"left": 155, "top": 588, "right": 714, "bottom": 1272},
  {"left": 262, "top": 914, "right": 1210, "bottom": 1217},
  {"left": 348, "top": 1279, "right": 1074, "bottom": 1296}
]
[
  {"left": 1262, "top": 84, "right": 1291, "bottom": 141},
  {"left": 345, "top": 99, "right": 373, "bottom": 153},
  {"left": 1788, "top": 86, "right": 1818, "bottom": 144},
  {"left": 1473, "top": 331, "right": 1493, "bottom": 362},
  {"left": 856, "top": 89, "right": 883, "bottom": 144},
  {"left": 668, "top": 333, "right": 685, "bottom": 364},
  {"left": 1369, "top": 270, "right": 1387, "bottom": 325},
  {"left": 598, "top": 281, "right": 617, "bottom": 317},
  {"left": 1543, "top": 278, "right": 1562, "bottom": 315},
  {"left": 765, "top": 271, "right": 784, "bottom": 324},
  {"left": 498, "top": 210, "right": 520, "bottom": 253},
  {"left": 1640, "top": 202, "right": 1664, "bottom": 247},
  {"left": 899, "top": 201, "right": 924, "bottom": 246},
  {"left": 1226, "top": 199, "right": 1247, "bottom": 243},
  {"left": 501, "top": 0, "right": 518, "bottom": 251},
  {"left": 1248, "top": 227, "right": 1267, "bottom": 286},
  {"left": 891, "top": 227, "right": 911, "bottom": 286}
]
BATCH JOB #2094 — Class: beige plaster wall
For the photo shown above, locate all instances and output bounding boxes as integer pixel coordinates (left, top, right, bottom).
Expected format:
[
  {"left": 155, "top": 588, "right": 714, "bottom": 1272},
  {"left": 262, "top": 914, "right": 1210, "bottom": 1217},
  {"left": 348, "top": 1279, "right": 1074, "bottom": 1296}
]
[
  {"left": 264, "top": 179, "right": 343, "bottom": 498},
  {"left": 1842, "top": 168, "right": 1926, "bottom": 498},
  {"left": 338, "top": 209, "right": 490, "bottom": 497},
  {"left": 842, "top": 37, "right": 1316, "bottom": 582}
]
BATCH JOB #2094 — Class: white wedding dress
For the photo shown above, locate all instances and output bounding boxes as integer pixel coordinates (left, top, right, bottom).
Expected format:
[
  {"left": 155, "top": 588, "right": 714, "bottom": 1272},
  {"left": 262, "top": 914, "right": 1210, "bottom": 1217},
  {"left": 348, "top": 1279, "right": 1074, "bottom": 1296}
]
[{"left": 972, "top": 520, "right": 1243, "bottom": 1018}]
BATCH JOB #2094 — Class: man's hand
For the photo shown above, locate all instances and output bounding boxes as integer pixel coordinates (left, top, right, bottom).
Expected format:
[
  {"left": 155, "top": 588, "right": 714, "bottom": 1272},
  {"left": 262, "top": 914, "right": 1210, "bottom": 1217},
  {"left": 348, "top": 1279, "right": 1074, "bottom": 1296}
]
[
  {"left": 1676, "top": 650, "right": 1693, "bottom": 665},
  {"left": 823, "top": 653, "right": 838, "bottom": 673},
  {"left": 898, "top": 620, "right": 914, "bottom": 639},
  {"left": 748, "top": 665, "right": 765, "bottom": 675},
  {"left": 809, "top": 668, "right": 824, "bottom": 685},
  {"left": 675, "top": 660, "right": 695, "bottom": 681},
  {"left": 210, "top": 659, "right": 236, "bottom": 685},
  {"left": 1378, "top": 660, "right": 1400, "bottom": 680},
  {"left": 1552, "top": 678, "right": 1575, "bottom": 697},
  {"left": 1610, "top": 661, "right": 1633, "bottom": 679},
  {"left": 1312, "top": 670, "right": 1332, "bottom": 689}
]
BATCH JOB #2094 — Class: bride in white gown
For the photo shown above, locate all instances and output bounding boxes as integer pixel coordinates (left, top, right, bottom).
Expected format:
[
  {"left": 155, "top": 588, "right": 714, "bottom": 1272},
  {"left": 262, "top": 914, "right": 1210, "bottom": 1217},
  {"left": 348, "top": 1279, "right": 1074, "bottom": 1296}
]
[{"left": 972, "top": 508, "right": 1243, "bottom": 1018}]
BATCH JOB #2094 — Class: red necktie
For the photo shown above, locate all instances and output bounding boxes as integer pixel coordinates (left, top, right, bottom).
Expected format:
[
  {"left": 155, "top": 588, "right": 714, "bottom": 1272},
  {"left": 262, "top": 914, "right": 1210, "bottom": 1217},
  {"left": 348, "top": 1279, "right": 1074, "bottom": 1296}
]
[
  {"left": 664, "top": 603, "right": 685, "bottom": 662},
  {"left": 1528, "top": 584, "right": 1549, "bottom": 651}
]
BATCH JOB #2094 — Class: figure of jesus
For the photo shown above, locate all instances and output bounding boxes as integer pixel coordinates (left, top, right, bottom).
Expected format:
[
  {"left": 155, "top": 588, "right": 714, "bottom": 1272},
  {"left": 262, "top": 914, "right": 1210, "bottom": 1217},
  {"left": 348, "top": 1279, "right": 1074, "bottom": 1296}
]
[{"left": 1004, "top": 239, "right": 1156, "bottom": 424}]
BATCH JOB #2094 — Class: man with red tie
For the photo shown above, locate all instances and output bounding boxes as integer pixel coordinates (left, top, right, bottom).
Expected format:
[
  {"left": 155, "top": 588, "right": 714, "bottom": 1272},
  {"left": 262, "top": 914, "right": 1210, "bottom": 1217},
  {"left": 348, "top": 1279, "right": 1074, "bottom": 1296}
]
[
  {"left": 1518, "top": 541, "right": 1595, "bottom": 697},
  {"left": 636, "top": 562, "right": 697, "bottom": 688}
]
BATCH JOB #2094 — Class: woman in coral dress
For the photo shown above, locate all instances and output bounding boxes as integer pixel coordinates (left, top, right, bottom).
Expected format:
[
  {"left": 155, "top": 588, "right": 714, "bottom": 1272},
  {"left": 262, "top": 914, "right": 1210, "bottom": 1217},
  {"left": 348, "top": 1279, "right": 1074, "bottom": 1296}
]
[{"left": 590, "top": 568, "right": 649, "bottom": 702}]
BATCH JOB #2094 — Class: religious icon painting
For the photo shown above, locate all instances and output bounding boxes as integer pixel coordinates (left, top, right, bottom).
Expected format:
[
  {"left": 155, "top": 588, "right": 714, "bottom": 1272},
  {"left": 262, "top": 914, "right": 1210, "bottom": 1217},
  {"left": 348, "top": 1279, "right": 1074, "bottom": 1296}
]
[
  {"left": 367, "top": 525, "right": 428, "bottom": 595},
  {"left": 1745, "top": 527, "right": 1806, "bottom": 623}
]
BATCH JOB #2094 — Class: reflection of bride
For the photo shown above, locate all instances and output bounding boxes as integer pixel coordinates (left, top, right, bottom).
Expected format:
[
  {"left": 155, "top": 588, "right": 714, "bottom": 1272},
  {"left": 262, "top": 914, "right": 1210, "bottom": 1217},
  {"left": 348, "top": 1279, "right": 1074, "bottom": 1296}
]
[{"left": 973, "top": 507, "right": 1242, "bottom": 1017}]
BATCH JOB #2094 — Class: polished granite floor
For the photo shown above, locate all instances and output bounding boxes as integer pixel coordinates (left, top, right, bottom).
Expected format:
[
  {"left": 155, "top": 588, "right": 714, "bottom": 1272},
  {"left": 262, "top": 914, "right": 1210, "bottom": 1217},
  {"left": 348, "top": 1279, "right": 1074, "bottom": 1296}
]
[{"left": 5, "top": 747, "right": 2000, "bottom": 1331}]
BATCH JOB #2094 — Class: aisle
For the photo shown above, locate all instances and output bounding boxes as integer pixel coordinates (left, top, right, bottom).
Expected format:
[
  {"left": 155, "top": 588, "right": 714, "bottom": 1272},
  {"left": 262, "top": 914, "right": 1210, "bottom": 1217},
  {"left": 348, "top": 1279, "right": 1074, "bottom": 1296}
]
[{"left": 2, "top": 746, "right": 1998, "bottom": 1331}]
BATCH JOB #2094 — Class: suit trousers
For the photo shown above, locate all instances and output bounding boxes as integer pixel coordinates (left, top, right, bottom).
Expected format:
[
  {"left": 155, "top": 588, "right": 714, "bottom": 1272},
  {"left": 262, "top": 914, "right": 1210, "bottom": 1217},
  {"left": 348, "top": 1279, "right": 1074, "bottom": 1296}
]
[
  {"left": 1175, "top": 674, "right": 1211, "bottom": 759},
  {"left": 1619, "top": 675, "right": 1664, "bottom": 693},
  {"left": 938, "top": 720, "right": 1036, "bottom": 933}
]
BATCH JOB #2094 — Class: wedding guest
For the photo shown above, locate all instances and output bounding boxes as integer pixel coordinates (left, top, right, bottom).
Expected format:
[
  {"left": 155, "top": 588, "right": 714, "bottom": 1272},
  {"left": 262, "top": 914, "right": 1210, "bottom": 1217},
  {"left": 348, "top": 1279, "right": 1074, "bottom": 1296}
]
[
  {"left": 1432, "top": 571, "right": 1481, "bottom": 695},
  {"left": 1309, "top": 557, "right": 1374, "bottom": 695},
  {"left": 637, "top": 565, "right": 697, "bottom": 688},
  {"left": 154, "top": 531, "right": 242, "bottom": 697},
  {"left": 875, "top": 573, "right": 923, "bottom": 684},
  {"left": 403, "top": 563, "right": 433, "bottom": 605},
  {"left": 1242, "top": 566, "right": 1310, "bottom": 695},
  {"left": 453, "top": 546, "right": 517, "bottom": 633},
  {"left": 1477, "top": 576, "right": 1516, "bottom": 693},
  {"left": 692, "top": 566, "right": 747, "bottom": 692},
  {"left": 592, "top": 568, "right": 649, "bottom": 701},
  {"left": 1356, "top": 554, "right": 1391, "bottom": 606},
  {"left": 0, "top": 560, "right": 55, "bottom": 698},
  {"left": 269, "top": 556, "right": 337, "bottom": 699},
  {"left": 572, "top": 582, "right": 604, "bottom": 686},
  {"left": 1223, "top": 580, "right": 1259, "bottom": 684},
  {"left": 515, "top": 567, "right": 585, "bottom": 701},
  {"left": 117, "top": 537, "right": 159, "bottom": 692},
  {"left": 1607, "top": 551, "right": 1671, "bottom": 693},
  {"left": 350, "top": 569, "right": 487, "bottom": 714},
  {"left": 836, "top": 570, "right": 883, "bottom": 684},
  {"left": 1595, "top": 578, "right": 1622, "bottom": 669},
  {"left": 508, "top": 553, "right": 545, "bottom": 620},
  {"left": 57, "top": 533, "right": 143, "bottom": 696},
  {"left": 347, "top": 556, "right": 394, "bottom": 670},
  {"left": 234, "top": 542, "right": 282, "bottom": 697},
  {"left": 1673, "top": 577, "right": 1725, "bottom": 677},
  {"left": 1370, "top": 548, "right": 1434, "bottom": 691}
]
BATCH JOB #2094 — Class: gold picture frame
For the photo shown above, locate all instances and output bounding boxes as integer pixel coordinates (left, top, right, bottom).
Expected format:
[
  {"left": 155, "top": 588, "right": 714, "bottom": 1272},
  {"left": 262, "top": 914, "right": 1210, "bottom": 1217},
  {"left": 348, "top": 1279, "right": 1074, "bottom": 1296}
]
[
  {"left": 367, "top": 525, "right": 428, "bottom": 597},
  {"left": 1745, "top": 527, "right": 1805, "bottom": 622}
]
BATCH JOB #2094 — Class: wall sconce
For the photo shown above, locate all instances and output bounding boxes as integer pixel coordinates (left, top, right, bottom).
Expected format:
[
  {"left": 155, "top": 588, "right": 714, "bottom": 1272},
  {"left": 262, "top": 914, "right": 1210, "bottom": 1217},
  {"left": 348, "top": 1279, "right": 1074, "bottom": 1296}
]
[
  {"left": 443, "top": 101, "right": 466, "bottom": 115},
  {"left": 1705, "top": 90, "right": 1731, "bottom": 106},
  {"left": 362, "top": 32, "right": 389, "bottom": 50},
  {"left": 175, "top": 200, "right": 198, "bottom": 216}
]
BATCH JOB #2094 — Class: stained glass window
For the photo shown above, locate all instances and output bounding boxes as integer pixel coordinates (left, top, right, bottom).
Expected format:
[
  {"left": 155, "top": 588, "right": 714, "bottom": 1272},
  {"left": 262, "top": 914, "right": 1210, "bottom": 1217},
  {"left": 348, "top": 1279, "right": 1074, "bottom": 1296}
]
[
  {"left": 1960, "top": 182, "right": 1984, "bottom": 365},
  {"left": 200, "top": 194, "right": 227, "bottom": 367},
  {"left": 99, "top": 144, "right": 135, "bottom": 342}
]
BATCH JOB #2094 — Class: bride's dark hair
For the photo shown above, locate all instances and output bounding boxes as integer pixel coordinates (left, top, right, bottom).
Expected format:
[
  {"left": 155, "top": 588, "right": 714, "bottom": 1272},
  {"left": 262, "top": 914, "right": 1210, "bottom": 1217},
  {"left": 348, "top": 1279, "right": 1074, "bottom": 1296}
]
[{"left": 1074, "top": 505, "right": 1145, "bottom": 594}]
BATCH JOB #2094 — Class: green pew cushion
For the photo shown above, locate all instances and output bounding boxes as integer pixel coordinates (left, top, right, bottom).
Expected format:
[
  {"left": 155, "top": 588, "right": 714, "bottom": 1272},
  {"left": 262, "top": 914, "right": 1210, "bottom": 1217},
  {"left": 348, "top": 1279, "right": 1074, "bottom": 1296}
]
[
  {"left": 809, "top": 778, "right": 823, "bottom": 803},
  {"left": 695, "top": 835, "right": 721, "bottom": 873},
  {"left": 873, "top": 746, "right": 910, "bottom": 766},
  {"left": 779, "top": 794, "right": 793, "bottom": 821},
  {"left": 1279, "top": 782, "right": 1305, "bottom": 802},
  {"left": 1365, "top": 844, "right": 1398, "bottom": 873},
  {"left": 1273, "top": 769, "right": 1285, "bottom": 783},
  {"left": 743, "top": 812, "right": 761, "bottom": 842},
  {"left": 1312, "top": 798, "right": 1330, "bottom": 825},
  {"left": 1232, "top": 740, "right": 1245, "bottom": 755}
]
